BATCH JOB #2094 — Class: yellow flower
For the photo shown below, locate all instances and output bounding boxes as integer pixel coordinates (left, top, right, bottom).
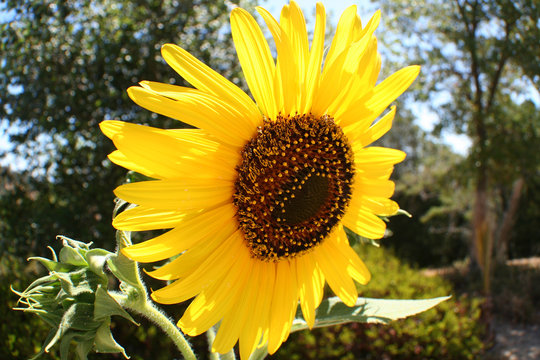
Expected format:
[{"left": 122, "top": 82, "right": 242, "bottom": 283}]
[{"left": 100, "top": 1, "right": 419, "bottom": 358}]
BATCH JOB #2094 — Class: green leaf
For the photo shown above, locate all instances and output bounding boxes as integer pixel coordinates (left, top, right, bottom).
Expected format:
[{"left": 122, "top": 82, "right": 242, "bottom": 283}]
[
  {"left": 107, "top": 230, "right": 143, "bottom": 289},
  {"left": 94, "top": 319, "right": 129, "bottom": 358},
  {"left": 94, "top": 286, "right": 137, "bottom": 324},
  {"left": 291, "top": 295, "right": 451, "bottom": 332}
]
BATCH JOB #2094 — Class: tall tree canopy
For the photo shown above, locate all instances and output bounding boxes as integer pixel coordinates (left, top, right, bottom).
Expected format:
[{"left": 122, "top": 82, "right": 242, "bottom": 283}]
[
  {"left": 373, "top": 0, "right": 540, "bottom": 282},
  {"left": 0, "top": 0, "right": 254, "bottom": 256}
]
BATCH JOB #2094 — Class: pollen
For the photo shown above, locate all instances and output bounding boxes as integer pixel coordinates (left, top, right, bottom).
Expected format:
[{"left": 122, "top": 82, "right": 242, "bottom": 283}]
[{"left": 233, "top": 113, "right": 355, "bottom": 261}]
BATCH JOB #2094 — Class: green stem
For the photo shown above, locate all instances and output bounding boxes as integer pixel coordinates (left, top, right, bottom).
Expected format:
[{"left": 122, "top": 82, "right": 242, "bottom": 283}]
[
  {"left": 206, "top": 327, "right": 219, "bottom": 360},
  {"left": 206, "top": 326, "right": 236, "bottom": 360},
  {"left": 113, "top": 293, "right": 196, "bottom": 360},
  {"left": 221, "top": 349, "right": 237, "bottom": 360}
]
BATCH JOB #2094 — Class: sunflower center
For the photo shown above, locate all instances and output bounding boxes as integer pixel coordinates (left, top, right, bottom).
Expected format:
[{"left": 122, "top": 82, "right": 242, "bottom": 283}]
[{"left": 233, "top": 113, "right": 354, "bottom": 261}]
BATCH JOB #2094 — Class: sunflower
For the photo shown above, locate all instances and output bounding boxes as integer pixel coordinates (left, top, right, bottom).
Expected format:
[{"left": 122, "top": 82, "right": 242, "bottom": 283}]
[{"left": 100, "top": 1, "right": 419, "bottom": 358}]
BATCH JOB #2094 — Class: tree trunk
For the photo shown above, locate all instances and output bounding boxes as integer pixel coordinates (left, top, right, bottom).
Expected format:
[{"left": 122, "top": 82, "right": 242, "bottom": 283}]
[{"left": 495, "top": 177, "right": 525, "bottom": 263}]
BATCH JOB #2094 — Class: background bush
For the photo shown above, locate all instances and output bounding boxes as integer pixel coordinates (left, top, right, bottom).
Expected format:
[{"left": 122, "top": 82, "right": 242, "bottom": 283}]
[{"left": 273, "top": 244, "right": 486, "bottom": 360}]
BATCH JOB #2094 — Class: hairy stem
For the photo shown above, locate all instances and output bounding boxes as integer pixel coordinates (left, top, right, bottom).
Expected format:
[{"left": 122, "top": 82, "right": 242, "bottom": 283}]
[{"left": 113, "top": 292, "right": 196, "bottom": 360}]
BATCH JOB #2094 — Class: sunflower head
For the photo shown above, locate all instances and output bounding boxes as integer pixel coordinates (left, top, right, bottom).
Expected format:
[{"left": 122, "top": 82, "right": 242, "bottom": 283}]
[
  {"left": 101, "top": 1, "right": 419, "bottom": 358},
  {"left": 234, "top": 113, "right": 355, "bottom": 261}
]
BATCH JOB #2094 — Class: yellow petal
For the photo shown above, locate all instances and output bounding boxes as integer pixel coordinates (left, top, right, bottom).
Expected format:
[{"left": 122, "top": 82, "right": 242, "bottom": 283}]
[
  {"left": 340, "top": 65, "right": 420, "bottom": 128},
  {"left": 256, "top": 7, "right": 296, "bottom": 116},
  {"left": 114, "top": 178, "right": 233, "bottom": 210},
  {"left": 348, "top": 195, "right": 400, "bottom": 217},
  {"left": 145, "top": 215, "right": 236, "bottom": 280},
  {"left": 268, "top": 260, "right": 299, "bottom": 354},
  {"left": 325, "top": 5, "right": 359, "bottom": 70},
  {"left": 333, "top": 42, "right": 379, "bottom": 118},
  {"left": 107, "top": 150, "right": 158, "bottom": 179},
  {"left": 240, "top": 261, "right": 275, "bottom": 360},
  {"left": 342, "top": 207, "right": 387, "bottom": 239},
  {"left": 212, "top": 257, "right": 262, "bottom": 354},
  {"left": 354, "top": 147, "right": 406, "bottom": 167},
  {"left": 327, "top": 13, "right": 381, "bottom": 116},
  {"left": 100, "top": 120, "right": 238, "bottom": 180},
  {"left": 178, "top": 248, "right": 253, "bottom": 336},
  {"left": 160, "top": 43, "right": 261, "bottom": 124},
  {"left": 284, "top": 1, "right": 309, "bottom": 112},
  {"left": 336, "top": 226, "right": 371, "bottom": 285},
  {"left": 345, "top": 106, "right": 396, "bottom": 147},
  {"left": 113, "top": 206, "right": 187, "bottom": 231},
  {"left": 121, "top": 203, "right": 237, "bottom": 262},
  {"left": 354, "top": 177, "right": 396, "bottom": 197},
  {"left": 302, "top": 2, "right": 325, "bottom": 114},
  {"left": 297, "top": 255, "right": 321, "bottom": 330},
  {"left": 314, "top": 230, "right": 358, "bottom": 306},
  {"left": 231, "top": 8, "right": 277, "bottom": 119},
  {"left": 151, "top": 230, "right": 246, "bottom": 304},
  {"left": 127, "top": 86, "right": 253, "bottom": 147}
]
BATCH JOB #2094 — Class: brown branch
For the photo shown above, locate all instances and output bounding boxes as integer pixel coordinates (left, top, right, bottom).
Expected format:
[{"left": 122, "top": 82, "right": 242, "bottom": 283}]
[
  {"left": 496, "top": 177, "right": 526, "bottom": 263},
  {"left": 485, "top": 18, "right": 516, "bottom": 113}
]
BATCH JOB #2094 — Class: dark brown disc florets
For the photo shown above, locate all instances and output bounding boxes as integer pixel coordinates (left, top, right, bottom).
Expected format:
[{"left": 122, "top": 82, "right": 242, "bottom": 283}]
[{"left": 233, "top": 113, "right": 354, "bottom": 261}]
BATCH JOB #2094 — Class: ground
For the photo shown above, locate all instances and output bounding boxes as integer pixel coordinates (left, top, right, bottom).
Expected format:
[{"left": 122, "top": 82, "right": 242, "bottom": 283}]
[{"left": 424, "top": 257, "right": 540, "bottom": 360}]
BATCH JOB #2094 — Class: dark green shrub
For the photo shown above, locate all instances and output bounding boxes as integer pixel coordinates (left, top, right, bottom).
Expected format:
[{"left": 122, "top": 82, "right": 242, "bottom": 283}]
[{"left": 273, "top": 245, "right": 486, "bottom": 360}]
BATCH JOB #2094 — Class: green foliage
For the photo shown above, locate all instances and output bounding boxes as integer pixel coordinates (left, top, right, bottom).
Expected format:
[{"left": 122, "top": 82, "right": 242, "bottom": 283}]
[
  {"left": 273, "top": 245, "right": 486, "bottom": 359},
  {"left": 373, "top": 0, "right": 540, "bottom": 266},
  {"left": 377, "top": 106, "right": 472, "bottom": 267},
  {"left": 13, "top": 237, "right": 134, "bottom": 360},
  {"left": 1, "top": 254, "right": 59, "bottom": 359},
  {"left": 0, "top": 0, "right": 255, "bottom": 258}
]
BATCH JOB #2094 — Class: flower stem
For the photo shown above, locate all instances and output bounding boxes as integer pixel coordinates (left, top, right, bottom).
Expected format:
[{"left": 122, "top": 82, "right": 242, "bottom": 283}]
[
  {"left": 113, "top": 292, "right": 196, "bottom": 360},
  {"left": 206, "top": 326, "right": 236, "bottom": 360},
  {"left": 206, "top": 327, "right": 219, "bottom": 360}
]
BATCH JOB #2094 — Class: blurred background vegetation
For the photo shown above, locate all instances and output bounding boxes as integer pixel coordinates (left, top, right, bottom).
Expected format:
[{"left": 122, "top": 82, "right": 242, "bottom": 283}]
[{"left": 1, "top": 0, "right": 538, "bottom": 359}]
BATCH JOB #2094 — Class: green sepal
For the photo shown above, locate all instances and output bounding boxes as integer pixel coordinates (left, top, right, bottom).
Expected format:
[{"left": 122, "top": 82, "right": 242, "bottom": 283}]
[
  {"left": 395, "top": 208, "right": 413, "bottom": 217},
  {"left": 58, "top": 242, "right": 88, "bottom": 267},
  {"left": 94, "top": 286, "right": 137, "bottom": 324},
  {"left": 54, "top": 269, "right": 105, "bottom": 298},
  {"left": 44, "top": 303, "right": 77, "bottom": 353},
  {"left": 291, "top": 295, "right": 451, "bottom": 332},
  {"left": 59, "top": 331, "right": 94, "bottom": 360},
  {"left": 107, "top": 230, "right": 143, "bottom": 289},
  {"left": 74, "top": 340, "right": 94, "bottom": 360},
  {"left": 85, "top": 248, "right": 113, "bottom": 281},
  {"left": 94, "top": 319, "right": 129, "bottom": 357},
  {"left": 27, "top": 256, "right": 75, "bottom": 273}
]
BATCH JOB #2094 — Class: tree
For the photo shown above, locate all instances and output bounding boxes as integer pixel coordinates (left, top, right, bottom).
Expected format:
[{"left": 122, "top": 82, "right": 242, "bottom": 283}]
[
  {"left": 0, "top": 0, "right": 255, "bottom": 256},
  {"left": 373, "top": 0, "right": 540, "bottom": 290}
]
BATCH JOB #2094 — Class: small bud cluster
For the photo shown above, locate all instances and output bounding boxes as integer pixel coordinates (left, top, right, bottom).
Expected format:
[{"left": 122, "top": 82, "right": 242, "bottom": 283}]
[{"left": 13, "top": 236, "right": 134, "bottom": 359}]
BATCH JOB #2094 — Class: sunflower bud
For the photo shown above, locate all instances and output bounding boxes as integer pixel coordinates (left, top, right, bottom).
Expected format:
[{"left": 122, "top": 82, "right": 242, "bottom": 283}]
[{"left": 13, "top": 236, "right": 135, "bottom": 359}]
